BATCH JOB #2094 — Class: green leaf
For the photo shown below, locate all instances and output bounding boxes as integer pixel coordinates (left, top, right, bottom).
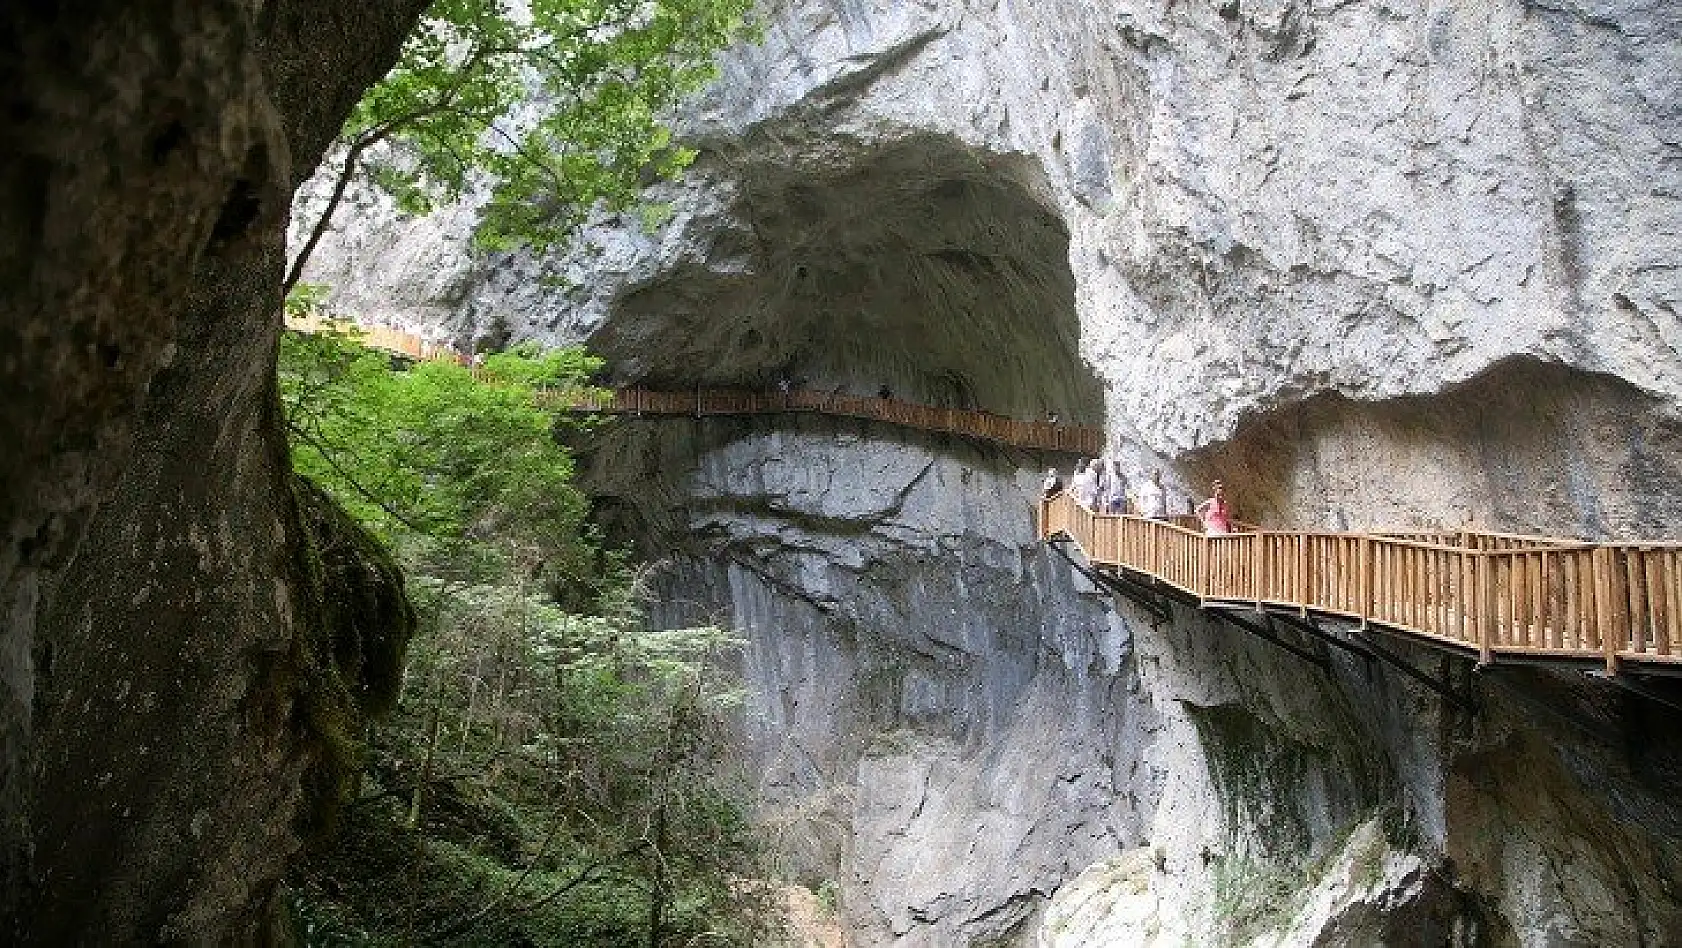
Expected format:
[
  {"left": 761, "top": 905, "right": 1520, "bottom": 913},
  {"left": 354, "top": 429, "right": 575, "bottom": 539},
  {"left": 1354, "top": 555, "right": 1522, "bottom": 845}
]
[{"left": 320, "top": 0, "right": 758, "bottom": 255}]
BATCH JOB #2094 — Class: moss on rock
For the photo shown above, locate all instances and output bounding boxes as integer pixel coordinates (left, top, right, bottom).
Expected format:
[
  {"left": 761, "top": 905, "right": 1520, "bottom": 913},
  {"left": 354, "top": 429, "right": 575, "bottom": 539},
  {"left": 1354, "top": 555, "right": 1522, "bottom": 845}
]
[{"left": 286, "top": 475, "right": 416, "bottom": 841}]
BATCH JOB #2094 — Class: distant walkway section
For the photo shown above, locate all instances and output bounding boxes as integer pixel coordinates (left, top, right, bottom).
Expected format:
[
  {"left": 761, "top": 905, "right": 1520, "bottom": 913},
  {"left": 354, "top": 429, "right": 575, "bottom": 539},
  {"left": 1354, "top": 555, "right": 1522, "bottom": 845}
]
[
  {"left": 283, "top": 316, "right": 1103, "bottom": 454},
  {"left": 285, "top": 315, "right": 471, "bottom": 366},
  {"left": 559, "top": 387, "right": 1103, "bottom": 455},
  {"left": 1039, "top": 492, "right": 1682, "bottom": 674}
]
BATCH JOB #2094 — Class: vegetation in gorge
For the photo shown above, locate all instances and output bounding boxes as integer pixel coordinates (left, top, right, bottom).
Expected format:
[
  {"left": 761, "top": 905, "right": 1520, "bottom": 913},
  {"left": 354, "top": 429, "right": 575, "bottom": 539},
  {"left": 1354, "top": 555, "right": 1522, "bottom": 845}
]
[
  {"left": 280, "top": 330, "right": 778, "bottom": 945},
  {"left": 285, "top": 0, "right": 758, "bottom": 293},
  {"left": 280, "top": 325, "right": 610, "bottom": 607}
]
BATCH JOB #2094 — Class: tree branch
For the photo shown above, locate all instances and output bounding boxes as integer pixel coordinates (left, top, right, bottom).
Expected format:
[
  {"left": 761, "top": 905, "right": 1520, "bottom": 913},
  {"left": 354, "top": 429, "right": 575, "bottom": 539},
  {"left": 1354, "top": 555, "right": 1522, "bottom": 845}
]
[
  {"left": 283, "top": 41, "right": 497, "bottom": 294},
  {"left": 287, "top": 418, "right": 434, "bottom": 535},
  {"left": 427, "top": 840, "right": 649, "bottom": 940}
]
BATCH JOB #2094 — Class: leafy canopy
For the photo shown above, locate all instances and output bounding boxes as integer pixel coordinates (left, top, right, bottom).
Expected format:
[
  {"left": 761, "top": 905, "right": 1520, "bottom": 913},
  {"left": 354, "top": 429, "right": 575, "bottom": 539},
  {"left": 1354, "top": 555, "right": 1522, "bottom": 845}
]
[
  {"left": 278, "top": 326, "right": 608, "bottom": 595},
  {"left": 343, "top": 0, "right": 756, "bottom": 252},
  {"left": 277, "top": 330, "right": 779, "bottom": 944}
]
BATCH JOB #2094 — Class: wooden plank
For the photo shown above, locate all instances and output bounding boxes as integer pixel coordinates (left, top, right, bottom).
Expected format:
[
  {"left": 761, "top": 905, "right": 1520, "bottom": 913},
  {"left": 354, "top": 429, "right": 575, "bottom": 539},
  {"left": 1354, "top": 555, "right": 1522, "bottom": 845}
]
[
  {"left": 1337, "top": 538, "right": 1352, "bottom": 614},
  {"left": 1299, "top": 534, "right": 1311, "bottom": 610},
  {"left": 1627, "top": 550, "right": 1647, "bottom": 655},
  {"left": 1513, "top": 553, "right": 1529, "bottom": 648},
  {"left": 1251, "top": 533, "right": 1265, "bottom": 608},
  {"left": 1478, "top": 553, "right": 1495, "bottom": 664},
  {"left": 1514, "top": 555, "right": 1528, "bottom": 646},
  {"left": 1411, "top": 547, "right": 1425, "bottom": 634},
  {"left": 1385, "top": 543, "right": 1396, "bottom": 625},
  {"left": 1563, "top": 552, "right": 1580, "bottom": 651},
  {"left": 1403, "top": 547, "right": 1416, "bottom": 630},
  {"left": 1598, "top": 548, "right": 1621, "bottom": 670},
  {"left": 1541, "top": 552, "right": 1557, "bottom": 649},
  {"left": 1394, "top": 546, "right": 1406, "bottom": 628},
  {"left": 1431, "top": 549, "right": 1447, "bottom": 638},
  {"left": 1645, "top": 550, "right": 1669, "bottom": 657},
  {"left": 1666, "top": 550, "right": 1680, "bottom": 657},
  {"left": 1455, "top": 551, "right": 1470, "bottom": 643}
]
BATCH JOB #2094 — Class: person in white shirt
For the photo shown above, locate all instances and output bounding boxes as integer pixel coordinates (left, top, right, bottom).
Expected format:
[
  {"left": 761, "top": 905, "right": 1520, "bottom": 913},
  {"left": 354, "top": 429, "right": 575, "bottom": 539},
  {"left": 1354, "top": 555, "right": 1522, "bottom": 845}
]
[
  {"left": 1070, "top": 460, "right": 1100, "bottom": 510},
  {"left": 1041, "top": 467, "right": 1062, "bottom": 498},
  {"left": 1134, "top": 469, "right": 1167, "bottom": 520},
  {"left": 1109, "top": 461, "right": 1131, "bottom": 513}
]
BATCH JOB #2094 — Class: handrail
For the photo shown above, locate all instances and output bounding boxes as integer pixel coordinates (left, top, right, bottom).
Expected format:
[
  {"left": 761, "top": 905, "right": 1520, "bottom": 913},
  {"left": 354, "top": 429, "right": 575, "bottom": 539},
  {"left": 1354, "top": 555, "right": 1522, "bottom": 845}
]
[
  {"left": 283, "top": 318, "right": 1103, "bottom": 454},
  {"left": 285, "top": 315, "right": 472, "bottom": 367},
  {"left": 1038, "top": 492, "right": 1681, "bottom": 673},
  {"left": 544, "top": 386, "right": 1105, "bottom": 455}
]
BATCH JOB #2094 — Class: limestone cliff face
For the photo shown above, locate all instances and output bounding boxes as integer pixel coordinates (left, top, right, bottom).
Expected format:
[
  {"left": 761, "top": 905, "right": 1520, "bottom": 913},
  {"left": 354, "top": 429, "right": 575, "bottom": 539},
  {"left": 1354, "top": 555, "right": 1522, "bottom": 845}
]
[
  {"left": 299, "top": 0, "right": 1682, "bottom": 944},
  {"left": 581, "top": 417, "right": 1152, "bottom": 943},
  {"left": 2, "top": 3, "right": 426, "bottom": 941}
]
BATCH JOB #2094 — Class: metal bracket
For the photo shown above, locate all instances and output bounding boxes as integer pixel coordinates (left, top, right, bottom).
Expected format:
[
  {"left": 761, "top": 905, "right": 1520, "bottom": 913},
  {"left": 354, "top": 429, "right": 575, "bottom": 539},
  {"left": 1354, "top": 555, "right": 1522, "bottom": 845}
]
[
  {"left": 1345, "top": 626, "right": 1476, "bottom": 713},
  {"left": 1203, "top": 604, "right": 1330, "bottom": 670},
  {"left": 1047, "top": 539, "right": 1172, "bottom": 623}
]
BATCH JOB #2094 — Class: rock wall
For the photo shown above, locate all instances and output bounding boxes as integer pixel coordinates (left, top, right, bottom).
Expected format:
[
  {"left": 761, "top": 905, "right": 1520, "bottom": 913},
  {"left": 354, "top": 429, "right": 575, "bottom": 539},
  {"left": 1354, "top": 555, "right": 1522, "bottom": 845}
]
[
  {"left": 582, "top": 416, "right": 1152, "bottom": 944},
  {"left": 1, "top": 2, "right": 427, "bottom": 941},
  {"left": 298, "top": 0, "right": 1682, "bottom": 944},
  {"left": 583, "top": 412, "right": 1682, "bottom": 947}
]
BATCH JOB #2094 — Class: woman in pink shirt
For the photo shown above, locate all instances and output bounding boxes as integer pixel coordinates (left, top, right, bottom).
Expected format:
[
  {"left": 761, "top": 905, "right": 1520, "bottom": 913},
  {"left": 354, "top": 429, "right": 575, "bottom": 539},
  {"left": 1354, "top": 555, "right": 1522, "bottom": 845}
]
[{"left": 1196, "top": 480, "right": 1234, "bottom": 535}]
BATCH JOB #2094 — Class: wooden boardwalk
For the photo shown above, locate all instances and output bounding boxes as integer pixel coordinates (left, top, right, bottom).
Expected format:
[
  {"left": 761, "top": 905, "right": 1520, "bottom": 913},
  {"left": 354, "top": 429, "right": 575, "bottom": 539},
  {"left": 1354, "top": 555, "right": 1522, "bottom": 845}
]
[
  {"left": 282, "top": 318, "right": 1102, "bottom": 454},
  {"left": 285, "top": 315, "right": 472, "bottom": 366},
  {"left": 555, "top": 387, "right": 1103, "bottom": 455},
  {"left": 1039, "top": 492, "right": 1682, "bottom": 674},
  {"left": 287, "top": 317, "right": 1682, "bottom": 675}
]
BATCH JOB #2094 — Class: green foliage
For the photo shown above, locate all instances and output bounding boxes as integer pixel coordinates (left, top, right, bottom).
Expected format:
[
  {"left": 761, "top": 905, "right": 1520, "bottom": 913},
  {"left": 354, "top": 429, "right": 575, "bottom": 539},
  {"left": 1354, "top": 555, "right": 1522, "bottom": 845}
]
[
  {"left": 1210, "top": 855, "right": 1301, "bottom": 945},
  {"left": 280, "top": 329, "right": 779, "bottom": 944},
  {"left": 291, "top": 582, "right": 778, "bottom": 946},
  {"left": 341, "top": 0, "right": 758, "bottom": 253},
  {"left": 287, "top": 281, "right": 334, "bottom": 319},
  {"left": 278, "top": 327, "right": 613, "bottom": 605},
  {"left": 814, "top": 879, "right": 840, "bottom": 916}
]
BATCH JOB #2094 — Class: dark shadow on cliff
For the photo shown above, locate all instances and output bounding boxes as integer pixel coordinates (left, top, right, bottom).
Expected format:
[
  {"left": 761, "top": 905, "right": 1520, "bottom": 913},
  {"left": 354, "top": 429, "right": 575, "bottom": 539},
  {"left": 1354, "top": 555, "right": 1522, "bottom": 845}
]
[{"left": 587, "top": 132, "right": 1105, "bottom": 426}]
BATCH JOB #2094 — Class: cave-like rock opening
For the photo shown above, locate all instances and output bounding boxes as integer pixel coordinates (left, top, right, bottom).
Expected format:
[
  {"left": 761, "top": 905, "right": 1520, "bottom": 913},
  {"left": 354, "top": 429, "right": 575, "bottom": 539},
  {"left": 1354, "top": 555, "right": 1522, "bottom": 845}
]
[
  {"left": 1185, "top": 357, "right": 1682, "bottom": 539},
  {"left": 588, "top": 134, "right": 1105, "bottom": 426}
]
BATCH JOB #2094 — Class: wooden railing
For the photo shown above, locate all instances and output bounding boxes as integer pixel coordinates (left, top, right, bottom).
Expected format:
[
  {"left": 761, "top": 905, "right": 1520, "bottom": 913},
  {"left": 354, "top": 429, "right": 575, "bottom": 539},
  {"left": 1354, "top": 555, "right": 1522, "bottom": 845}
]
[
  {"left": 283, "top": 319, "right": 1101, "bottom": 454},
  {"left": 1039, "top": 492, "right": 1682, "bottom": 673},
  {"left": 552, "top": 387, "right": 1104, "bottom": 455},
  {"left": 285, "top": 315, "right": 472, "bottom": 366}
]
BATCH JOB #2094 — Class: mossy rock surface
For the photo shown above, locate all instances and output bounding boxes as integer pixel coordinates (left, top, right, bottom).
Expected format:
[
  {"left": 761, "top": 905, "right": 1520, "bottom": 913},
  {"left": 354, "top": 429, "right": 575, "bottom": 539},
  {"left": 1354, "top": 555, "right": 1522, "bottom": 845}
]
[{"left": 289, "top": 475, "right": 417, "bottom": 838}]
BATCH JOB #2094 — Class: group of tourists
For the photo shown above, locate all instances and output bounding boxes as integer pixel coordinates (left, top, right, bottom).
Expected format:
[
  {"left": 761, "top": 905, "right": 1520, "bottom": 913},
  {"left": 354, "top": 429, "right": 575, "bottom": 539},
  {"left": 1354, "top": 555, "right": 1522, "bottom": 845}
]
[{"left": 1043, "top": 461, "right": 1234, "bottom": 535}]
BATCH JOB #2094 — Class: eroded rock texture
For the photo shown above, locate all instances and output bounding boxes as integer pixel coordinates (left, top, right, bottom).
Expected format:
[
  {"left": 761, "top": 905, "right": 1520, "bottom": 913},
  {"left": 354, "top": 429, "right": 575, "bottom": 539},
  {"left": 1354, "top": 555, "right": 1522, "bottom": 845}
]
[
  {"left": 584, "top": 416, "right": 1150, "bottom": 943},
  {"left": 1, "top": 2, "right": 425, "bottom": 941},
  {"left": 297, "top": 0, "right": 1682, "bottom": 944}
]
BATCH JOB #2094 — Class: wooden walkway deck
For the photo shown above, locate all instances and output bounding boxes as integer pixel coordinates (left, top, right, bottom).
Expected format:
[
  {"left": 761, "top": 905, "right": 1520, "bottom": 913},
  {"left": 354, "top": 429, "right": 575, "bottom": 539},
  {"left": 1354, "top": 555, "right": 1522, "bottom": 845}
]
[
  {"left": 554, "top": 387, "right": 1103, "bottom": 455},
  {"left": 285, "top": 315, "right": 472, "bottom": 366},
  {"left": 287, "top": 318, "right": 1682, "bottom": 675},
  {"left": 281, "top": 318, "right": 1103, "bottom": 454},
  {"left": 1039, "top": 492, "right": 1682, "bottom": 674}
]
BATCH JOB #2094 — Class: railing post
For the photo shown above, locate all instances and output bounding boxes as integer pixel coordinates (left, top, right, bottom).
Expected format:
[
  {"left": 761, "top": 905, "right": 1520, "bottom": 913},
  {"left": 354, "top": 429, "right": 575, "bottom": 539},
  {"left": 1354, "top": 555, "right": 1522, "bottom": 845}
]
[
  {"left": 1295, "top": 534, "right": 1309, "bottom": 615},
  {"left": 1595, "top": 546, "right": 1619, "bottom": 676},
  {"left": 1251, "top": 532, "right": 1264, "bottom": 610},
  {"left": 1199, "top": 535, "right": 1211, "bottom": 600},
  {"left": 1612, "top": 547, "right": 1631, "bottom": 663},
  {"left": 1477, "top": 552, "right": 1494, "bottom": 666},
  {"left": 1359, "top": 537, "right": 1373, "bottom": 629}
]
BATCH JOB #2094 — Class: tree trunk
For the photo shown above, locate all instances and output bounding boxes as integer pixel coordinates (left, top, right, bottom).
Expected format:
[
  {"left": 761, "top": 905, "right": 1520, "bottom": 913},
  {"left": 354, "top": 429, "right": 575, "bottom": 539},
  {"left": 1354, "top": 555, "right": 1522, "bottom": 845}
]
[
  {"left": 4, "top": 1, "right": 430, "bottom": 941},
  {"left": 647, "top": 802, "right": 668, "bottom": 948}
]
